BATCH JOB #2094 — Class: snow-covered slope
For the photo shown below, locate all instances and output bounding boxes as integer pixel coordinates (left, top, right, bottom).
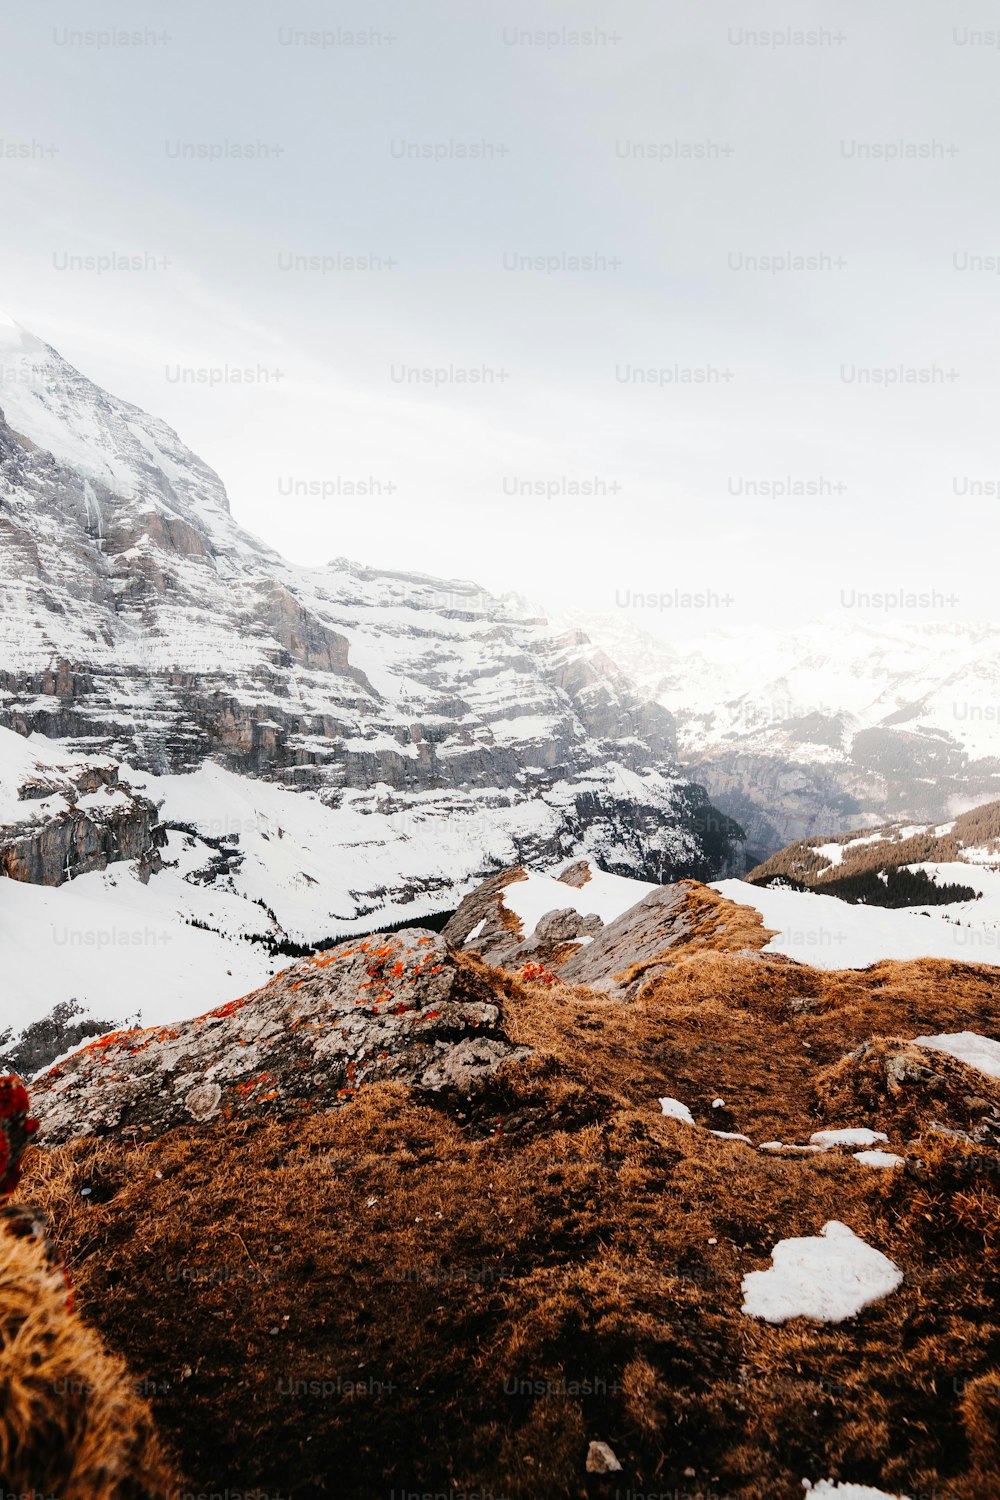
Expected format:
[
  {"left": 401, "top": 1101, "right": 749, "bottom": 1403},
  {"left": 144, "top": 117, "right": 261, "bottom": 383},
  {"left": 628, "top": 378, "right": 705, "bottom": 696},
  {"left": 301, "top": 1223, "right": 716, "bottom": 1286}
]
[
  {"left": 715, "top": 868, "right": 1000, "bottom": 970},
  {"left": 714, "top": 804, "right": 1000, "bottom": 968},
  {"left": 0, "top": 726, "right": 114, "bottom": 827},
  {"left": 573, "top": 612, "right": 1000, "bottom": 861},
  {"left": 0, "top": 845, "right": 278, "bottom": 1038},
  {"left": 129, "top": 757, "right": 561, "bottom": 939}
]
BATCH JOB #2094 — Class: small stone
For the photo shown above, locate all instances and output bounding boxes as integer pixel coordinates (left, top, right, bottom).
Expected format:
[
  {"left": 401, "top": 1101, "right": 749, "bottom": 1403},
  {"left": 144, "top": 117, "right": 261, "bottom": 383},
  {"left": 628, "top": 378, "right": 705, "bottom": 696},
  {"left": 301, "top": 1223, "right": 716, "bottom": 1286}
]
[
  {"left": 586, "top": 1440, "right": 622, "bottom": 1474},
  {"left": 183, "top": 1080, "right": 222, "bottom": 1123}
]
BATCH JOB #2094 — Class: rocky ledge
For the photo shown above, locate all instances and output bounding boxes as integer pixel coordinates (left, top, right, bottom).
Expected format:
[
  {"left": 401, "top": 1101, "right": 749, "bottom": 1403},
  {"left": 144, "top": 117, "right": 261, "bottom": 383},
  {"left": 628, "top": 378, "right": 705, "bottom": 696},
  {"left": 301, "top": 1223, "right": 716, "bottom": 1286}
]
[
  {"left": 0, "top": 729, "right": 164, "bottom": 885},
  {"left": 30, "top": 929, "right": 528, "bottom": 1143},
  {"left": 442, "top": 859, "right": 697, "bottom": 992}
]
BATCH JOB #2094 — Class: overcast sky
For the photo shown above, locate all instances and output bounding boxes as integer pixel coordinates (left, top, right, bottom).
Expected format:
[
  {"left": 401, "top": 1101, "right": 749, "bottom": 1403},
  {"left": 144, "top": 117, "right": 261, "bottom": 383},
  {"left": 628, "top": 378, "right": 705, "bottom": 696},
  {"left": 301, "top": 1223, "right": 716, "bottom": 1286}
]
[{"left": 1, "top": 0, "right": 998, "bottom": 637}]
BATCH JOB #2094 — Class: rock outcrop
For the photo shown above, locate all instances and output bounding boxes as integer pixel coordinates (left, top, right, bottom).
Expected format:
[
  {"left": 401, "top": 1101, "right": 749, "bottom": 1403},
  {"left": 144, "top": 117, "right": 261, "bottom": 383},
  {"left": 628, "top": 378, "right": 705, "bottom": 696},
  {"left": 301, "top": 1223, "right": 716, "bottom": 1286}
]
[
  {"left": 557, "top": 885, "right": 693, "bottom": 994},
  {"left": 443, "top": 859, "right": 782, "bottom": 998},
  {"left": 443, "top": 862, "right": 624, "bottom": 971},
  {"left": 0, "top": 729, "right": 164, "bottom": 885},
  {"left": 443, "top": 858, "right": 699, "bottom": 992},
  {"left": 31, "top": 929, "right": 528, "bottom": 1143},
  {"left": 816, "top": 1036, "right": 1000, "bottom": 1148}
]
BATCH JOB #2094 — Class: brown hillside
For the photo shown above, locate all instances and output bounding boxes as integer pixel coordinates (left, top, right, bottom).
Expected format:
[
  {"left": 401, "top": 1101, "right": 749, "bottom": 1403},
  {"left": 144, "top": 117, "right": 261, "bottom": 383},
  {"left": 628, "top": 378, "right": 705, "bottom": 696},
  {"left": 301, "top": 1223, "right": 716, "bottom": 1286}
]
[
  {"left": 746, "top": 799, "right": 1000, "bottom": 890},
  {"left": 17, "top": 904, "right": 1000, "bottom": 1500}
]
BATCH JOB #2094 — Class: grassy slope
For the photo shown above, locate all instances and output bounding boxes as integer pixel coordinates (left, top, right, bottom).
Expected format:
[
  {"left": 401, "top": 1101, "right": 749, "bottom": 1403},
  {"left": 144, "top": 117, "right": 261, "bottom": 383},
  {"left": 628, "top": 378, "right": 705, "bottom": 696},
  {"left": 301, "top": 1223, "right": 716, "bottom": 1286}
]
[{"left": 19, "top": 888, "right": 1000, "bottom": 1500}]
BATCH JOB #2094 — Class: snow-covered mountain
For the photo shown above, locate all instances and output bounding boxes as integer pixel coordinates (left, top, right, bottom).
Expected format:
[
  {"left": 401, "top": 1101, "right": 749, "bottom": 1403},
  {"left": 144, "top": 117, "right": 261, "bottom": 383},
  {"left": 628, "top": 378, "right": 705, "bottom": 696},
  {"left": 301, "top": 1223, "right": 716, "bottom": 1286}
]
[
  {"left": 0, "top": 317, "right": 742, "bottom": 947},
  {"left": 573, "top": 612, "right": 1000, "bottom": 862}
]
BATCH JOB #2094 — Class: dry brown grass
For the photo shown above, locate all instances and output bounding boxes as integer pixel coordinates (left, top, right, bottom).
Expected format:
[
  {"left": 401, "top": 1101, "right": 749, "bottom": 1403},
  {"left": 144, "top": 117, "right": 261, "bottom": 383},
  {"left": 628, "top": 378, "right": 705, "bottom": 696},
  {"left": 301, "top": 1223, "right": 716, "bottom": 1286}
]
[
  {"left": 0, "top": 1203, "right": 178, "bottom": 1497},
  {"left": 16, "top": 937, "right": 1000, "bottom": 1500}
]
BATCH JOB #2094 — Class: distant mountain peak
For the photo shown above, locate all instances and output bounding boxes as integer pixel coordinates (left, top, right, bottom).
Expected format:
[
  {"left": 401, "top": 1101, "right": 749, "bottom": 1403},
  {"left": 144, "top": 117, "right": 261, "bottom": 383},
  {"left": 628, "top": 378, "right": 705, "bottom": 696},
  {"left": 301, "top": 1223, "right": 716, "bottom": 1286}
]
[{"left": 578, "top": 610, "right": 1000, "bottom": 861}]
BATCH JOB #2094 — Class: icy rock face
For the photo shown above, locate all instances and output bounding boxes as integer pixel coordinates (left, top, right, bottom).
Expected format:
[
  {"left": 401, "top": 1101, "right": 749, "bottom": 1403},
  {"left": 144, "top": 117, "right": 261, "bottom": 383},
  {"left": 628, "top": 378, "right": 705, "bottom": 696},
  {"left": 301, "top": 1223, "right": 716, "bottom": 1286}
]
[
  {"left": 0, "top": 320, "right": 743, "bottom": 900},
  {"left": 0, "top": 727, "right": 163, "bottom": 885},
  {"left": 30, "top": 929, "right": 527, "bottom": 1143},
  {"left": 0, "top": 795, "right": 162, "bottom": 886}
]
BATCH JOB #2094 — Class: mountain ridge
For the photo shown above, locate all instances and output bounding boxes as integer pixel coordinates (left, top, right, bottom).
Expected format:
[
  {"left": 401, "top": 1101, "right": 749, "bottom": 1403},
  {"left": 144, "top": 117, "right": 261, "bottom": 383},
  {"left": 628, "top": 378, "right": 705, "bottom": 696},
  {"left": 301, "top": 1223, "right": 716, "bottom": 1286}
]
[{"left": 0, "top": 323, "right": 744, "bottom": 1014}]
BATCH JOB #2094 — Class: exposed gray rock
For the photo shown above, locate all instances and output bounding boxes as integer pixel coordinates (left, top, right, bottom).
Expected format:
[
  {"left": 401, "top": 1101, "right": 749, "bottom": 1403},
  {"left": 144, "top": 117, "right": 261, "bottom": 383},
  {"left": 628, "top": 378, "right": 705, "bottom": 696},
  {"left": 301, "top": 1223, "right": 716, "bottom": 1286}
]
[
  {"left": 0, "top": 755, "right": 164, "bottom": 886},
  {"left": 183, "top": 1081, "right": 222, "bottom": 1122},
  {"left": 443, "top": 868, "right": 533, "bottom": 964},
  {"left": 441, "top": 867, "right": 605, "bottom": 970},
  {"left": 30, "top": 930, "right": 529, "bottom": 1143},
  {"left": 443, "top": 864, "right": 694, "bottom": 995},
  {"left": 885, "top": 1050, "right": 947, "bottom": 1088},
  {"left": 533, "top": 908, "right": 603, "bottom": 944},
  {"left": 559, "top": 886, "right": 692, "bottom": 994}
]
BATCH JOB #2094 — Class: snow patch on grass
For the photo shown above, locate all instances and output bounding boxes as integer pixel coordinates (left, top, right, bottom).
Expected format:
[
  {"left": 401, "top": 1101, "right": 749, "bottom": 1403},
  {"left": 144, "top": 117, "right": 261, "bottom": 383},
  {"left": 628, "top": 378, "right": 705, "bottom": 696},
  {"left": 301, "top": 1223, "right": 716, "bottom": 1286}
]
[
  {"left": 853, "top": 1150, "right": 904, "bottom": 1169},
  {"left": 913, "top": 1030, "right": 1000, "bottom": 1079},
  {"left": 810, "top": 1128, "right": 889, "bottom": 1150},
  {"left": 803, "top": 1481, "right": 911, "bottom": 1499},
  {"left": 741, "top": 1221, "right": 902, "bottom": 1324},
  {"left": 659, "top": 1096, "right": 695, "bottom": 1125}
]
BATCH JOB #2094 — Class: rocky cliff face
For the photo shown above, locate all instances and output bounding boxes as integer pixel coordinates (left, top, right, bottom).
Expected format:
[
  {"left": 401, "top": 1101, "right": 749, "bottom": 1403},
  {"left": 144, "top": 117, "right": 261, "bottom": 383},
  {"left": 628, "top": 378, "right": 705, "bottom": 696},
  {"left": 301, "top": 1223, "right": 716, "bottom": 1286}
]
[
  {"left": 0, "top": 730, "right": 163, "bottom": 886},
  {"left": 0, "top": 318, "right": 743, "bottom": 908}
]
